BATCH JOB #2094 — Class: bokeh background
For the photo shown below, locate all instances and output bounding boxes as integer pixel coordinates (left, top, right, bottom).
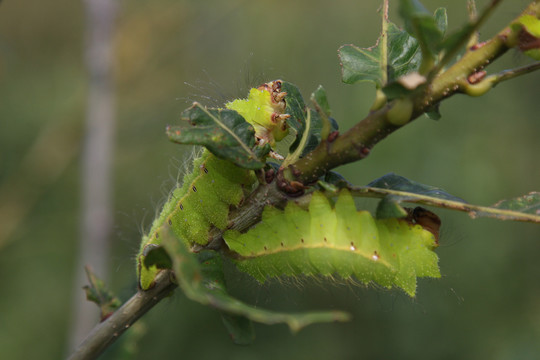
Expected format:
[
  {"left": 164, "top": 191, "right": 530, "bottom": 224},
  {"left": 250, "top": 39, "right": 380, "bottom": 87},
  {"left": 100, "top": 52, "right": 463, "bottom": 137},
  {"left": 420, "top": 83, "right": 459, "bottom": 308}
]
[{"left": 1, "top": 0, "right": 539, "bottom": 359}]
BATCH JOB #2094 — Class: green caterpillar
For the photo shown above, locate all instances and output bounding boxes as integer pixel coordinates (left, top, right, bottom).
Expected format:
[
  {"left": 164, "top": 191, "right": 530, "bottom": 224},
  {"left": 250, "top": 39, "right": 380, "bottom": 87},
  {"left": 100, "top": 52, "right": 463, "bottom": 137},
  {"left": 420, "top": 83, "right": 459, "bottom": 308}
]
[
  {"left": 223, "top": 190, "right": 440, "bottom": 297},
  {"left": 137, "top": 80, "right": 290, "bottom": 290},
  {"left": 138, "top": 79, "right": 441, "bottom": 297},
  {"left": 137, "top": 150, "right": 257, "bottom": 289}
]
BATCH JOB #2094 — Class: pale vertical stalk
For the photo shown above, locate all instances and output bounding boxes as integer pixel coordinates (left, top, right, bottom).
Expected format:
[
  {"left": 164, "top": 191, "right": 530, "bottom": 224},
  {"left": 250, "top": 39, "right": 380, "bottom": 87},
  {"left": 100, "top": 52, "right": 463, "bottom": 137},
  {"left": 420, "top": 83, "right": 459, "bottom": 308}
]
[
  {"left": 380, "top": 0, "right": 389, "bottom": 85},
  {"left": 69, "top": 0, "right": 118, "bottom": 352}
]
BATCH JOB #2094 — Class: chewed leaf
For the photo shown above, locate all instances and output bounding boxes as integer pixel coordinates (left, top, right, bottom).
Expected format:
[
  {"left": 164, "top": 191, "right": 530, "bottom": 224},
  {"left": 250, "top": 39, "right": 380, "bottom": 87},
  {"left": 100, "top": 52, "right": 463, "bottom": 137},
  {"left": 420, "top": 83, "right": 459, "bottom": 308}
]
[
  {"left": 490, "top": 192, "right": 540, "bottom": 215},
  {"left": 158, "top": 225, "right": 350, "bottom": 334},
  {"left": 224, "top": 190, "right": 440, "bottom": 297},
  {"left": 367, "top": 173, "right": 465, "bottom": 202},
  {"left": 167, "top": 103, "right": 269, "bottom": 169},
  {"left": 280, "top": 81, "right": 307, "bottom": 152},
  {"left": 472, "top": 192, "right": 540, "bottom": 221},
  {"left": 339, "top": 22, "right": 421, "bottom": 87},
  {"left": 83, "top": 266, "right": 122, "bottom": 322},
  {"left": 301, "top": 87, "right": 339, "bottom": 156},
  {"left": 311, "top": 85, "right": 332, "bottom": 117}
]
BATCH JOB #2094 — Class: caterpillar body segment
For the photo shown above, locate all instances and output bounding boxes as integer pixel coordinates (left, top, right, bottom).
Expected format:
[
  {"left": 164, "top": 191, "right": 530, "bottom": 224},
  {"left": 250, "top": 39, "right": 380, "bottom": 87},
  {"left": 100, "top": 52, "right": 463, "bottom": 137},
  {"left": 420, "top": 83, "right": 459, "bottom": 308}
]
[
  {"left": 138, "top": 80, "right": 293, "bottom": 290},
  {"left": 138, "top": 150, "right": 257, "bottom": 290},
  {"left": 223, "top": 190, "right": 440, "bottom": 296}
]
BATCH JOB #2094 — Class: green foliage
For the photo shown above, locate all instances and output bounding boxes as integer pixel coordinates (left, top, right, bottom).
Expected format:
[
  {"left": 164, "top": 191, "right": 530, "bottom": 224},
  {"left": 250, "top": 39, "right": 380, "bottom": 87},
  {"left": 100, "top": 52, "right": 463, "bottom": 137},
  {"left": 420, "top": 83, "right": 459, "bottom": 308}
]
[
  {"left": 167, "top": 104, "right": 270, "bottom": 169},
  {"left": 137, "top": 150, "right": 257, "bottom": 290},
  {"left": 482, "top": 192, "right": 540, "bottom": 218},
  {"left": 367, "top": 173, "right": 465, "bottom": 202},
  {"left": 339, "top": 22, "right": 421, "bottom": 87}
]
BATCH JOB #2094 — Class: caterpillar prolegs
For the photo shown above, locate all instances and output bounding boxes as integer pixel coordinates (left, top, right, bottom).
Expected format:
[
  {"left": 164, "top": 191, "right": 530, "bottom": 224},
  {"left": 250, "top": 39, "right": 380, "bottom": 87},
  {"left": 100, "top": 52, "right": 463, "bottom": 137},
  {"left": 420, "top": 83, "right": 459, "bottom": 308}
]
[{"left": 223, "top": 190, "right": 440, "bottom": 296}]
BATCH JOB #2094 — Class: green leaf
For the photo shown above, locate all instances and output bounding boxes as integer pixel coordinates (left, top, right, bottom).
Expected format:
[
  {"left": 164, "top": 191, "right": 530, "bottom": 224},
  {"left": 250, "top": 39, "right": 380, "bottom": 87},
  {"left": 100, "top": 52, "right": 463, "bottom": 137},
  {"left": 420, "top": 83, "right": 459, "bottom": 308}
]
[
  {"left": 302, "top": 86, "right": 338, "bottom": 155},
  {"left": 280, "top": 81, "right": 307, "bottom": 151},
  {"left": 339, "top": 22, "right": 421, "bottom": 87},
  {"left": 475, "top": 192, "right": 540, "bottom": 220},
  {"left": 167, "top": 103, "right": 269, "bottom": 169},
  {"left": 311, "top": 85, "right": 331, "bottom": 117},
  {"left": 399, "top": 0, "right": 445, "bottom": 59},
  {"left": 158, "top": 224, "right": 351, "bottom": 334},
  {"left": 280, "top": 83, "right": 338, "bottom": 157},
  {"left": 424, "top": 104, "right": 441, "bottom": 120},
  {"left": 490, "top": 192, "right": 540, "bottom": 214},
  {"left": 280, "top": 82, "right": 306, "bottom": 135},
  {"left": 83, "top": 266, "right": 122, "bottom": 321},
  {"left": 367, "top": 173, "right": 464, "bottom": 202},
  {"left": 321, "top": 171, "right": 351, "bottom": 190},
  {"left": 434, "top": 7, "right": 448, "bottom": 34},
  {"left": 344, "top": 175, "right": 539, "bottom": 224}
]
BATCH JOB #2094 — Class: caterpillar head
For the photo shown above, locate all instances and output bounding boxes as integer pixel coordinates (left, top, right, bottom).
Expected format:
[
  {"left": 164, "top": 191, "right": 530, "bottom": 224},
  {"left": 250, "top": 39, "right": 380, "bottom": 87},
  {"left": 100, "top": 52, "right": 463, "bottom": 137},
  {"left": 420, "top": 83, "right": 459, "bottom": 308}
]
[{"left": 226, "top": 80, "right": 290, "bottom": 147}]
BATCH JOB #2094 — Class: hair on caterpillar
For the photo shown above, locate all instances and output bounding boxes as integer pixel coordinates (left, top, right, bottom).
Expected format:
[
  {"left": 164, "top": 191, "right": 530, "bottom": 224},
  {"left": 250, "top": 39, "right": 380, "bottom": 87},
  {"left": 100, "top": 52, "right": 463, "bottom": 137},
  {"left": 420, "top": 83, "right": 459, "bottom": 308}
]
[
  {"left": 134, "top": 147, "right": 205, "bottom": 247},
  {"left": 165, "top": 147, "right": 205, "bottom": 188},
  {"left": 181, "top": 72, "right": 229, "bottom": 108},
  {"left": 179, "top": 55, "right": 276, "bottom": 108}
]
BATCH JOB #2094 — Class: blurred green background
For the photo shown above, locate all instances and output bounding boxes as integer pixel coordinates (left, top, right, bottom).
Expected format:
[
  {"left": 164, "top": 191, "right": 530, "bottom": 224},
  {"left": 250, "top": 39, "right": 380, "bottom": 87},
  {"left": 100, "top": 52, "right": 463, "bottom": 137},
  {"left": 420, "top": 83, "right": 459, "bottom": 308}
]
[{"left": 1, "top": 0, "right": 539, "bottom": 359}]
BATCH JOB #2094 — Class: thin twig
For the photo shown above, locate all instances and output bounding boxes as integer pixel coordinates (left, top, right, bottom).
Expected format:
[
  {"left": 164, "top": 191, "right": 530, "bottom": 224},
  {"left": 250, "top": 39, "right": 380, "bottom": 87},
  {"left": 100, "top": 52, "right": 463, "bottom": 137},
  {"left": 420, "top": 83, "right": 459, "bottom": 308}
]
[
  {"left": 68, "top": 271, "right": 177, "bottom": 360},
  {"left": 491, "top": 61, "right": 540, "bottom": 84},
  {"left": 350, "top": 187, "right": 540, "bottom": 223},
  {"left": 290, "top": 1, "right": 540, "bottom": 184}
]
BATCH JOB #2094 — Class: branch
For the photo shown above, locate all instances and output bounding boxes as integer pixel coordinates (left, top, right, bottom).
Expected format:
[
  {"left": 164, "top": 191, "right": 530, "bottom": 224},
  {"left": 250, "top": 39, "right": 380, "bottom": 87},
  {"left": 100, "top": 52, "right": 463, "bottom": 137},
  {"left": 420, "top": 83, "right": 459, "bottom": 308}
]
[
  {"left": 489, "top": 61, "right": 540, "bottom": 85},
  {"left": 289, "top": 0, "right": 540, "bottom": 184},
  {"left": 68, "top": 271, "right": 177, "bottom": 360}
]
